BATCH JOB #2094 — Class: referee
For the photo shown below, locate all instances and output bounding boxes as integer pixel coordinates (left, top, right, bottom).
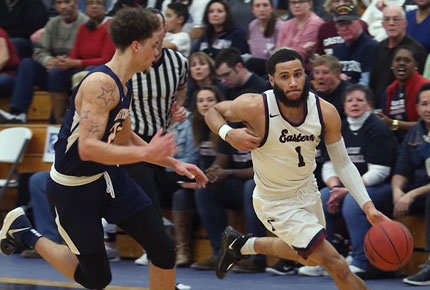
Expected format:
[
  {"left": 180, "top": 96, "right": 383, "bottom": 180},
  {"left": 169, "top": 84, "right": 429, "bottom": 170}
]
[{"left": 123, "top": 8, "right": 189, "bottom": 214}]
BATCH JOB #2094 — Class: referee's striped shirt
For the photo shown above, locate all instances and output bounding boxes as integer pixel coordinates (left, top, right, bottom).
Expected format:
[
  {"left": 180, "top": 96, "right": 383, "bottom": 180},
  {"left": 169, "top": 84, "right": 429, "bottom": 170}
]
[{"left": 129, "top": 48, "right": 189, "bottom": 141}]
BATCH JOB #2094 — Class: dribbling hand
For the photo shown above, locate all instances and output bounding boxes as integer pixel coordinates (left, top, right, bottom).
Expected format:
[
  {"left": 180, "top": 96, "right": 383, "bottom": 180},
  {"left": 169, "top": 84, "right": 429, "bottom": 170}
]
[{"left": 226, "top": 128, "right": 261, "bottom": 152}]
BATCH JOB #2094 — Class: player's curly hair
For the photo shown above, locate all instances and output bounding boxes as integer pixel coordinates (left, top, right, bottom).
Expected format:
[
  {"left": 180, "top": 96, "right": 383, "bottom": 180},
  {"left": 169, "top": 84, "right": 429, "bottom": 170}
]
[{"left": 109, "top": 7, "right": 160, "bottom": 51}]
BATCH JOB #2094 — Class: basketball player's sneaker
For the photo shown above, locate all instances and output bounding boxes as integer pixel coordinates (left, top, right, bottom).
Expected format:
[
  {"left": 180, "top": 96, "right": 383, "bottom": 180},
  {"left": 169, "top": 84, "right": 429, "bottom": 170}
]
[
  {"left": 0, "top": 207, "right": 41, "bottom": 255},
  {"left": 216, "top": 226, "right": 249, "bottom": 279},
  {"left": 403, "top": 260, "right": 430, "bottom": 286}
]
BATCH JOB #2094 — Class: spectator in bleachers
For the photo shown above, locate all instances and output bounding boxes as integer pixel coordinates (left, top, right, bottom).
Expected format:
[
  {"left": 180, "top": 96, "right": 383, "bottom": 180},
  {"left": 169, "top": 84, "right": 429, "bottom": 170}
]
[
  {"left": 157, "top": 111, "right": 200, "bottom": 268},
  {"left": 369, "top": 5, "right": 427, "bottom": 109},
  {"left": 333, "top": 4, "right": 377, "bottom": 85},
  {"left": 392, "top": 83, "right": 430, "bottom": 286},
  {"left": 185, "top": 52, "right": 227, "bottom": 109},
  {"left": 215, "top": 47, "right": 270, "bottom": 100},
  {"left": 245, "top": 0, "right": 283, "bottom": 77},
  {"left": 315, "top": 0, "right": 369, "bottom": 56},
  {"left": 45, "top": 0, "right": 115, "bottom": 123},
  {"left": 313, "top": 54, "right": 350, "bottom": 119},
  {"left": 191, "top": 122, "right": 267, "bottom": 273},
  {"left": 361, "top": 0, "right": 405, "bottom": 41},
  {"left": 168, "top": 85, "right": 225, "bottom": 267},
  {"left": 190, "top": 85, "right": 224, "bottom": 174},
  {"left": 163, "top": 2, "right": 191, "bottom": 57},
  {"left": 0, "top": 0, "right": 88, "bottom": 124},
  {"left": 0, "top": 27, "right": 20, "bottom": 98},
  {"left": 276, "top": 0, "right": 324, "bottom": 70},
  {"left": 0, "top": 0, "right": 48, "bottom": 59},
  {"left": 161, "top": 0, "right": 211, "bottom": 40},
  {"left": 406, "top": 0, "right": 430, "bottom": 53},
  {"left": 298, "top": 84, "right": 397, "bottom": 279},
  {"left": 376, "top": 45, "right": 430, "bottom": 143},
  {"left": 192, "top": 0, "right": 250, "bottom": 59}
]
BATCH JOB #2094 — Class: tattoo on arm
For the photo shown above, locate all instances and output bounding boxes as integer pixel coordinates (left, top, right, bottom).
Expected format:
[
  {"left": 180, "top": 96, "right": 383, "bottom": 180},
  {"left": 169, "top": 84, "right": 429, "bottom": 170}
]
[
  {"left": 97, "top": 87, "right": 115, "bottom": 106},
  {"left": 88, "top": 124, "right": 101, "bottom": 134},
  {"left": 81, "top": 109, "right": 90, "bottom": 119}
]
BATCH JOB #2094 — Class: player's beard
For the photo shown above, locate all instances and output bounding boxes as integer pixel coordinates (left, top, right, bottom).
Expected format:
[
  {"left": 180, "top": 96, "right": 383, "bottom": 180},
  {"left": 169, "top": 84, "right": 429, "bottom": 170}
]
[{"left": 273, "top": 78, "right": 310, "bottom": 108}]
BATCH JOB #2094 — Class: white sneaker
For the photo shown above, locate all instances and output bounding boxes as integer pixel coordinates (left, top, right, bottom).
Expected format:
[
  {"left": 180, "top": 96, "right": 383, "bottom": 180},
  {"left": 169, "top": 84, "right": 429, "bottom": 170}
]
[
  {"left": 135, "top": 253, "right": 149, "bottom": 266},
  {"left": 105, "top": 246, "right": 120, "bottom": 262},
  {"left": 349, "top": 265, "right": 365, "bottom": 274},
  {"left": 175, "top": 283, "right": 191, "bottom": 290},
  {"left": 0, "top": 109, "right": 26, "bottom": 124},
  {"left": 298, "top": 265, "right": 329, "bottom": 277}
]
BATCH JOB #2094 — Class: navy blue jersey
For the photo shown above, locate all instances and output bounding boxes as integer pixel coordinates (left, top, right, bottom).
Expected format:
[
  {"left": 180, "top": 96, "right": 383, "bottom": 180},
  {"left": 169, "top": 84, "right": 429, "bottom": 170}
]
[
  {"left": 54, "top": 65, "right": 131, "bottom": 176},
  {"left": 341, "top": 113, "right": 397, "bottom": 176},
  {"left": 333, "top": 33, "right": 377, "bottom": 84}
]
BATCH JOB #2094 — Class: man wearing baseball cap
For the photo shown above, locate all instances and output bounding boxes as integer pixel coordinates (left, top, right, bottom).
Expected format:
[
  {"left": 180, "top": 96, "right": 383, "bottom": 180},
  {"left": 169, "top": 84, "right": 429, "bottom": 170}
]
[{"left": 332, "top": 4, "right": 378, "bottom": 85}]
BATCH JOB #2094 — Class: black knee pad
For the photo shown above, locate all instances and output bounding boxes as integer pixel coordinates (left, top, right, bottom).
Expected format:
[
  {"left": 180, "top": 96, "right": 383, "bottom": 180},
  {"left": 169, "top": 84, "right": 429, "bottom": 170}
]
[
  {"left": 74, "top": 252, "right": 112, "bottom": 289},
  {"left": 148, "top": 234, "right": 176, "bottom": 269}
]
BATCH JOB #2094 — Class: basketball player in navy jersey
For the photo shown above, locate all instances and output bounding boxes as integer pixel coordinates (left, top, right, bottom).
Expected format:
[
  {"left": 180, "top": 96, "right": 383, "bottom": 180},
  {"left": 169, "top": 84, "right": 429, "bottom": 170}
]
[
  {"left": 205, "top": 48, "right": 390, "bottom": 289},
  {"left": 0, "top": 7, "right": 207, "bottom": 290}
]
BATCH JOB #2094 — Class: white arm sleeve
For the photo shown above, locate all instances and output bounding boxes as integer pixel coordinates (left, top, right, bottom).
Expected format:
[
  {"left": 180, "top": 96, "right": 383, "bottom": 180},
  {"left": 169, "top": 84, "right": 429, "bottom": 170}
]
[
  {"left": 326, "top": 138, "right": 371, "bottom": 208},
  {"left": 322, "top": 161, "right": 337, "bottom": 184},
  {"left": 362, "top": 163, "right": 391, "bottom": 187}
]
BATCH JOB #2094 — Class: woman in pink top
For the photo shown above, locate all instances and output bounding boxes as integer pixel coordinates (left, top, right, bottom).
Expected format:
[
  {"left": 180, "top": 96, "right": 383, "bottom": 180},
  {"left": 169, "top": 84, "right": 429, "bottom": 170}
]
[
  {"left": 246, "top": 0, "right": 284, "bottom": 76},
  {"left": 276, "top": 0, "right": 324, "bottom": 68}
]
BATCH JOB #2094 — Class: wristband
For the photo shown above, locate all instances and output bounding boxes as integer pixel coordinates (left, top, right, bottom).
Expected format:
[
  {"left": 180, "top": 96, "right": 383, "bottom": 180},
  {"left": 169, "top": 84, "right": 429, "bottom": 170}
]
[{"left": 218, "top": 124, "right": 233, "bottom": 141}]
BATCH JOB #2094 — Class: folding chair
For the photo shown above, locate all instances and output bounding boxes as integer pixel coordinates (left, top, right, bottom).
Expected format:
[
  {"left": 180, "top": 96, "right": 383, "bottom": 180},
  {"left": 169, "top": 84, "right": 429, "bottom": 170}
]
[{"left": 0, "top": 127, "right": 33, "bottom": 203}]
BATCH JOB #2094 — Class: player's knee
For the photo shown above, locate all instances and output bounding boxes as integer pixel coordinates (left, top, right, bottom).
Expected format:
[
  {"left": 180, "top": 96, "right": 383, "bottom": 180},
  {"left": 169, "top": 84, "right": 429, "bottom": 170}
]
[
  {"left": 149, "top": 236, "right": 176, "bottom": 269},
  {"left": 74, "top": 255, "right": 112, "bottom": 289},
  {"left": 324, "top": 256, "right": 349, "bottom": 279},
  {"left": 76, "top": 271, "right": 112, "bottom": 289}
]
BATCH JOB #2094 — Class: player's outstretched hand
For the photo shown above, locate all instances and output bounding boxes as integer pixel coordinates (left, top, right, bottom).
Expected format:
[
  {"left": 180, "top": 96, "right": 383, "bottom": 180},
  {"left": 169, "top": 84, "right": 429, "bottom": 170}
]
[
  {"left": 226, "top": 128, "right": 261, "bottom": 152},
  {"left": 173, "top": 161, "right": 208, "bottom": 188},
  {"left": 363, "top": 201, "right": 391, "bottom": 225},
  {"left": 145, "top": 129, "right": 178, "bottom": 162}
]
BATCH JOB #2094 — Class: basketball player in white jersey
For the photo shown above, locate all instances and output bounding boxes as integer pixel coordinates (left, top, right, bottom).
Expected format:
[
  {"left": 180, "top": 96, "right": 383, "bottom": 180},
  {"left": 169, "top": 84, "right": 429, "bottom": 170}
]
[{"left": 205, "top": 48, "right": 391, "bottom": 290}]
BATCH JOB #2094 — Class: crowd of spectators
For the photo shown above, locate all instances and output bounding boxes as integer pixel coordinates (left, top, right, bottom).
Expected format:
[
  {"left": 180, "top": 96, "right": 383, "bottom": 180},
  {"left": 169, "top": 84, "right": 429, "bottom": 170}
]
[{"left": 1, "top": 0, "right": 430, "bottom": 287}]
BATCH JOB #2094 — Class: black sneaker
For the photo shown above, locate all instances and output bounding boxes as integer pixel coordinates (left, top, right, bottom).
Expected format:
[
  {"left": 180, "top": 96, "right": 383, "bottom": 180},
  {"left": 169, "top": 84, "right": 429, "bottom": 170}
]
[
  {"left": 265, "top": 259, "right": 300, "bottom": 276},
  {"left": 403, "top": 261, "right": 430, "bottom": 286},
  {"left": 216, "top": 226, "right": 249, "bottom": 280},
  {"left": 0, "top": 207, "right": 38, "bottom": 255}
]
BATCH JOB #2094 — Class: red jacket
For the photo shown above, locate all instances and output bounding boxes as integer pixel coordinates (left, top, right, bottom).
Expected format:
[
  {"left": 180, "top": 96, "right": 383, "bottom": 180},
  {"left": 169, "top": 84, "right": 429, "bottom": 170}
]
[
  {"left": 0, "top": 27, "right": 20, "bottom": 75},
  {"left": 385, "top": 72, "right": 430, "bottom": 122}
]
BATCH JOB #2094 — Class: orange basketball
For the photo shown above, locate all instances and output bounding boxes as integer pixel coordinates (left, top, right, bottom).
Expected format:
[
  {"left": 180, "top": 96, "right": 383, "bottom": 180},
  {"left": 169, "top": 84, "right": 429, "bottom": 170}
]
[{"left": 364, "top": 220, "right": 413, "bottom": 271}]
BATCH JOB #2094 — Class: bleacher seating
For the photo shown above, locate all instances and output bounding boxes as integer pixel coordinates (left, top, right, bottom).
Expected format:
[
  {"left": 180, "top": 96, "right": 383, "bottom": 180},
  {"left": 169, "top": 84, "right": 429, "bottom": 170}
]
[{"left": 0, "top": 90, "right": 51, "bottom": 123}]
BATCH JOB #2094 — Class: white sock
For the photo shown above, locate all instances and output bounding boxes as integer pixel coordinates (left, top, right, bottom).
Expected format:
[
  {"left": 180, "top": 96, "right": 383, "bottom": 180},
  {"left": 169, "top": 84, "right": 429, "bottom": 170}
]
[{"left": 240, "top": 237, "right": 257, "bottom": 255}]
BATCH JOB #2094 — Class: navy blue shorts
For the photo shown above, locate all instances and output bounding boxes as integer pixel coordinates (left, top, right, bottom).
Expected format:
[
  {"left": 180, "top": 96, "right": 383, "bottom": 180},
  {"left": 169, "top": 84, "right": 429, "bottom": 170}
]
[{"left": 46, "top": 165, "right": 152, "bottom": 255}]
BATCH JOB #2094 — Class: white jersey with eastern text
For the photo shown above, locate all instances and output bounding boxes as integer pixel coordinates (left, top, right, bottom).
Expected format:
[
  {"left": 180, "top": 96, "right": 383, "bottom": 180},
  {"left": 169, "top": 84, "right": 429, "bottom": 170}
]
[{"left": 251, "top": 90, "right": 323, "bottom": 199}]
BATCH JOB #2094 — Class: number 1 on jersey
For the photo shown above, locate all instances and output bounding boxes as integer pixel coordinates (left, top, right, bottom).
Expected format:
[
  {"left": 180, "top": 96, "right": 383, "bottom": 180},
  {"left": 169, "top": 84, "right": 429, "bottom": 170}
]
[{"left": 295, "top": 146, "right": 305, "bottom": 167}]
